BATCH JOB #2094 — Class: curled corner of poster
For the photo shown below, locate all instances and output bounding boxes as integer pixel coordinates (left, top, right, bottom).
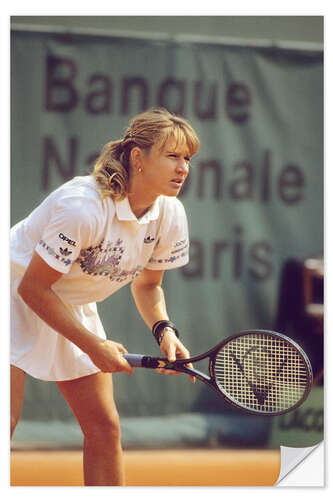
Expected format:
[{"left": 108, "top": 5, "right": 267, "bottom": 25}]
[{"left": 275, "top": 441, "right": 324, "bottom": 486}]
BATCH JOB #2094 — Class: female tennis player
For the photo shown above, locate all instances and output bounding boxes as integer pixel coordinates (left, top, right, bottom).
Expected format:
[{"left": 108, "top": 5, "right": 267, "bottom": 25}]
[{"left": 10, "top": 108, "right": 200, "bottom": 486}]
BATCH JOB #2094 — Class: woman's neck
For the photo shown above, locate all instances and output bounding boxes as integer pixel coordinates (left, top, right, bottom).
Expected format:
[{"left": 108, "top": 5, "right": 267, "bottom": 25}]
[{"left": 127, "top": 191, "right": 158, "bottom": 219}]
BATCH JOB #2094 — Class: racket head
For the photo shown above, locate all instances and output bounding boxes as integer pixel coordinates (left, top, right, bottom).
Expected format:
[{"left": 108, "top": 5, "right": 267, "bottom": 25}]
[{"left": 209, "top": 329, "right": 313, "bottom": 416}]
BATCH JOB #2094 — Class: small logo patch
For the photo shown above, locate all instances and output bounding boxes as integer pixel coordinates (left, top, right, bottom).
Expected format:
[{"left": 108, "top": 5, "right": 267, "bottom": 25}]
[
  {"left": 144, "top": 236, "right": 155, "bottom": 244},
  {"left": 59, "top": 247, "right": 72, "bottom": 256},
  {"left": 59, "top": 233, "right": 76, "bottom": 246}
]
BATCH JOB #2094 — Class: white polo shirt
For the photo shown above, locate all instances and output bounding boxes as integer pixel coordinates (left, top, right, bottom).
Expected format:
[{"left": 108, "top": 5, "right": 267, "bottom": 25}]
[
  {"left": 10, "top": 176, "right": 189, "bottom": 380},
  {"left": 11, "top": 175, "right": 189, "bottom": 304}
]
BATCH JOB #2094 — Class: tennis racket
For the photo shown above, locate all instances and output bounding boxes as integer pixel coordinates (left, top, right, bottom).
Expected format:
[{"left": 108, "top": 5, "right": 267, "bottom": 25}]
[{"left": 124, "top": 329, "right": 313, "bottom": 416}]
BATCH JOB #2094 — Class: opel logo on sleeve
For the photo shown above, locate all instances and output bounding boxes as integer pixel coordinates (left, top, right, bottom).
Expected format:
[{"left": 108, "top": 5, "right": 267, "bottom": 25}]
[{"left": 58, "top": 233, "right": 76, "bottom": 246}]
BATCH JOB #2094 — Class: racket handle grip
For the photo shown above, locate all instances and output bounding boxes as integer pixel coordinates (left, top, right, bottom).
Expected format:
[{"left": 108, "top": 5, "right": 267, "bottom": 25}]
[
  {"left": 123, "top": 354, "right": 145, "bottom": 367},
  {"left": 123, "top": 354, "right": 164, "bottom": 369}
]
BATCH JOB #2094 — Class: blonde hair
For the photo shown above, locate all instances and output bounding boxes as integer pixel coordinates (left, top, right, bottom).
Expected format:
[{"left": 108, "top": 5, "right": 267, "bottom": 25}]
[{"left": 93, "top": 108, "right": 200, "bottom": 201}]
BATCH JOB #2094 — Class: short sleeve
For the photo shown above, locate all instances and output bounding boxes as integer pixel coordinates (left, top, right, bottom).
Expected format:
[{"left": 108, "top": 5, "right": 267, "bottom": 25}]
[
  {"left": 145, "top": 198, "right": 189, "bottom": 270},
  {"left": 35, "top": 196, "right": 95, "bottom": 274}
]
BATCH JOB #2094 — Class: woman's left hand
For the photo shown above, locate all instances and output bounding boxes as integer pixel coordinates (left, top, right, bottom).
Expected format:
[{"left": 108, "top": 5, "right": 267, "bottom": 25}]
[{"left": 156, "top": 329, "right": 196, "bottom": 383}]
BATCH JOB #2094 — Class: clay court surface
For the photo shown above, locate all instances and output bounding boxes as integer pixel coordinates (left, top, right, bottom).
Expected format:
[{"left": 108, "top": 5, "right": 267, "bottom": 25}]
[{"left": 11, "top": 448, "right": 281, "bottom": 486}]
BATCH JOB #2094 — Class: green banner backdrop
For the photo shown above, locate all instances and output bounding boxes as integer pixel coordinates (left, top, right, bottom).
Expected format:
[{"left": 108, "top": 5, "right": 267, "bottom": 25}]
[{"left": 11, "top": 29, "right": 323, "bottom": 448}]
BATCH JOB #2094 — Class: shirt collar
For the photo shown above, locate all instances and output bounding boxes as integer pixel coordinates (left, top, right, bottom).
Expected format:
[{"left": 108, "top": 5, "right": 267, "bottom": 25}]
[{"left": 115, "top": 196, "right": 160, "bottom": 225}]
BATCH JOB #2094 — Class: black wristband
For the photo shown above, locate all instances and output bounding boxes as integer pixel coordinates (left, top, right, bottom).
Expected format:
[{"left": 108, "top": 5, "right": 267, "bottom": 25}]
[{"left": 152, "top": 320, "right": 180, "bottom": 345}]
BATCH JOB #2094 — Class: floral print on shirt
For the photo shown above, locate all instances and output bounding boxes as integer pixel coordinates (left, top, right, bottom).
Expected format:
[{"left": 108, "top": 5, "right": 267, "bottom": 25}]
[{"left": 76, "top": 238, "right": 143, "bottom": 283}]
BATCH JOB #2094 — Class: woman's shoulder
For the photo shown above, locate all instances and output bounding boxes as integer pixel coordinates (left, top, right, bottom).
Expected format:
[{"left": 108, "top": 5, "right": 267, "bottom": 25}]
[
  {"left": 155, "top": 197, "right": 187, "bottom": 234},
  {"left": 158, "top": 195, "right": 187, "bottom": 217},
  {"left": 57, "top": 176, "right": 100, "bottom": 201},
  {"left": 49, "top": 176, "right": 116, "bottom": 229},
  {"left": 56, "top": 176, "right": 113, "bottom": 210}
]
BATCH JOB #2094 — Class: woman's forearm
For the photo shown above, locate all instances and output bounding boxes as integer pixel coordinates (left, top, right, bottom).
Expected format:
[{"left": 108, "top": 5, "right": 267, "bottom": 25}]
[
  {"left": 18, "top": 280, "right": 102, "bottom": 354},
  {"left": 131, "top": 280, "right": 194, "bottom": 376},
  {"left": 18, "top": 279, "right": 133, "bottom": 374},
  {"left": 131, "top": 282, "right": 169, "bottom": 330}
]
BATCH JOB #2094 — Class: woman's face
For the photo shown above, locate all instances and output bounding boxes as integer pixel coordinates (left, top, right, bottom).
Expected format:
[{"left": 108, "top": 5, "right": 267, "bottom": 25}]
[{"left": 137, "top": 138, "right": 191, "bottom": 198}]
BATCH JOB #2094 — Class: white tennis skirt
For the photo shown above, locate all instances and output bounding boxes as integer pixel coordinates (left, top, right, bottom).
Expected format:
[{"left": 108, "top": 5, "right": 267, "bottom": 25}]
[{"left": 10, "top": 265, "right": 106, "bottom": 381}]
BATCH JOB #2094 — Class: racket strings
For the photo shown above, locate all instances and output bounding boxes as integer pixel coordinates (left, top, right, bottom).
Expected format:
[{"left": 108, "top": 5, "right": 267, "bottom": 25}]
[{"left": 213, "top": 334, "right": 309, "bottom": 413}]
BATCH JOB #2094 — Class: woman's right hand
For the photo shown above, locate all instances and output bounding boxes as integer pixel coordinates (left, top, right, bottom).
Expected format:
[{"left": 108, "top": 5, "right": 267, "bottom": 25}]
[{"left": 88, "top": 339, "right": 134, "bottom": 374}]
